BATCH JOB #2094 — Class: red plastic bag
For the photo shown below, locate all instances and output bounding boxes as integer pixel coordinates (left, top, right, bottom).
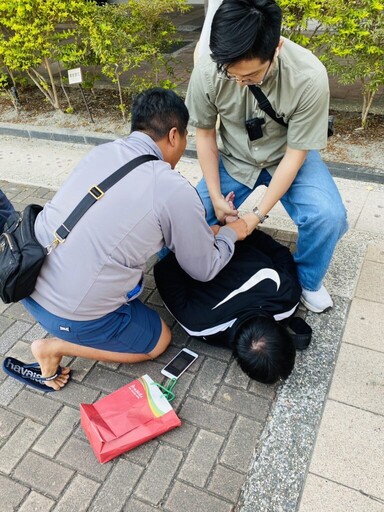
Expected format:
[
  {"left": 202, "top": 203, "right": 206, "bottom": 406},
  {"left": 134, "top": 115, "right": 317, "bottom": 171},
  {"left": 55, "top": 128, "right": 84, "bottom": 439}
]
[{"left": 80, "top": 374, "right": 181, "bottom": 463}]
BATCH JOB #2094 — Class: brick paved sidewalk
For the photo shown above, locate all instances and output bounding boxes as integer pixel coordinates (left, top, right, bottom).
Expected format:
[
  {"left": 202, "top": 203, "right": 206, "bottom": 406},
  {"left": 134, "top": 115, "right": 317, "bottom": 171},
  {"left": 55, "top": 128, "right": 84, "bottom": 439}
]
[{"left": 0, "top": 180, "right": 300, "bottom": 512}]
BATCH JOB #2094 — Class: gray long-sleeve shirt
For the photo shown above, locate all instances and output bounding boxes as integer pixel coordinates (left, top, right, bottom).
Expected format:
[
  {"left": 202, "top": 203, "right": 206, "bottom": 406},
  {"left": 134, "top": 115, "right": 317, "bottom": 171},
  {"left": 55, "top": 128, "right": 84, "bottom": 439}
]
[{"left": 32, "top": 132, "right": 237, "bottom": 320}]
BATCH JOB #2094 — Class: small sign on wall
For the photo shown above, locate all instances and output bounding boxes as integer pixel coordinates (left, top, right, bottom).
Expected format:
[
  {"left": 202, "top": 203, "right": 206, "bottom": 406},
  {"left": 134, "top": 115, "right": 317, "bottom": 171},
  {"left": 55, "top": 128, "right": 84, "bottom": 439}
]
[{"left": 68, "top": 68, "right": 83, "bottom": 85}]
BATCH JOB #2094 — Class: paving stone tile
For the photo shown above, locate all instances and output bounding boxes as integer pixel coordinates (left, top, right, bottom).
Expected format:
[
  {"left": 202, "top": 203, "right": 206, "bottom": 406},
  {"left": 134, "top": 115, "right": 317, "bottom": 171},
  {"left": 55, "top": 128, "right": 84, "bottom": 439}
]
[
  {"left": 224, "top": 360, "right": 250, "bottom": 390},
  {"left": 143, "top": 273, "right": 156, "bottom": 290},
  {"left": 0, "top": 320, "right": 32, "bottom": 353},
  {"left": 42, "top": 191, "right": 55, "bottom": 200},
  {"left": 299, "top": 474, "right": 384, "bottom": 512},
  {"left": 190, "top": 358, "right": 227, "bottom": 401},
  {"left": 119, "top": 359, "right": 164, "bottom": 380},
  {"left": 69, "top": 358, "right": 96, "bottom": 382},
  {"left": 18, "top": 491, "right": 55, "bottom": 512},
  {"left": 50, "top": 380, "right": 100, "bottom": 407},
  {"left": 355, "top": 190, "right": 384, "bottom": 234},
  {"left": 169, "top": 322, "right": 190, "bottom": 348},
  {"left": 3, "top": 302, "right": 35, "bottom": 323},
  {"left": 178, "top": 429, "right": 224, "bottom": 487},
  {"left": 365, "top": 243, "right": 384, "bottom": 263},
  {"left": 0, "top": 405, "right": 22, "bottom": 439},
  {"left": 124, "top": 498, "right": 159, "bottom": 511},
  {"left": 97, "top": 360, "right": 120, "bottom": 371},
  {"left": 221, "top": 415, "right": 264, "bottom": 473},
  {"left": 5, "top": 340, "right": 33, "bottom": 361},
  {"left": 214, "top": 385, "right": 270, "bottom": 421},
  {"left": 72, "top": 422, "right": 89, "bottom": 442},
  {"left": 57, "top": 437, "right": 110, "bottom": 481},
  {"left": 329, "top": 343, "right": 384, "bottom": 415},
  {"left": 12, "top": 189, "right": 39, "bottom": 202},
  {"left": 0, "top": 375, "right": 23, "bottom": 405},
  {"left": 33, "top": 186, "right": 51, "bottom": 198},
  {"left": 0, "top": 298, "right": 12, "bottom": 314},
  {"left": 169, "top": 371, "right": 194, "bottom": 410},
  {"left": 9, "top": 390, "right": 62, "bottom": 424},
  {"left": 123, "top": 438, "right": 159, "bottom": 466},
  {"left": 135, "top": 444, "right": 183, "bottom": 505},
  {"left": 355, "top": 260, "right": 384, "bottom": 303},
  {"left": 342, "top": 297, "right": 384, "bottom": 352},
  {"left": 149, "top": 304, "right": 175, "bottom": 326},
  {"left": 165, "top": 481, "right": 233, "bottom": 512},
  {"left": 13, "top": 452, "right": 74, "bottom": 499},
  {"left": 138, "top": 287, "right": 151, "bottom": 302},
  {"left": 22, "top": 323, "right": 48, "bottom": 342},
  {"left": 83, "top": 365, "right": 134, "bottom": 393},
  {"left": 309, "top": 401, "right": 384, "bottom": 499},
  {"left": 208, "top": 464, "right": 245, "bottom": 503},
  {"left": 89, "top": 459, "right": 143, "bottom": 512},
  {"left": 146, "top": 288, "right": 164, "bottom": 306},
  {"left": 161, "top": 420, "right": 196, "bottom": 449},
  {"left": 179, "top": 397, "right": 235, "bottom": 435},
  {"left": 335, "top": 184, "right": 370, "bottom": 229},
  {"left": 247, "top": 378, "right": 277, "bottom": 399},
  {"left": 188, "top": 337, "right": 233, "bottom": 362},
  {"left": 54, "top": 474, "right": 100, "bottom": 512},
  {"left": 0, "top": 473, "right": 29, "bottom": 512},
  {"left": 0, "top": 316, "right": 14, "bottom": 337},
  {"left": 33, "top": 406, "right": 79, "bottom": 457},
  {"left": 0, "top": 418, "right": 44, "bottom": 474}
]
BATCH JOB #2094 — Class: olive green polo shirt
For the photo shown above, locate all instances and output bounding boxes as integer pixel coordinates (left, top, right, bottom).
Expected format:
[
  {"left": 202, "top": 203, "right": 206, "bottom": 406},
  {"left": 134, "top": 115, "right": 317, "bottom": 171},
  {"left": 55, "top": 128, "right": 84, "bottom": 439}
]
[{"left": 186, "top": 38, "right": 330, "bottom": 188}]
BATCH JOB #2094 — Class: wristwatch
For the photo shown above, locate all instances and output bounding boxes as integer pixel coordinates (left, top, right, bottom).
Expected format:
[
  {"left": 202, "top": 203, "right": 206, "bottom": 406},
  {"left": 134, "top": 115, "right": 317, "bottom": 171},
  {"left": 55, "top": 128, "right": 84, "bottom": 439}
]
[{"left": 252, "top": 206, "right": 269, "bottom": 223}]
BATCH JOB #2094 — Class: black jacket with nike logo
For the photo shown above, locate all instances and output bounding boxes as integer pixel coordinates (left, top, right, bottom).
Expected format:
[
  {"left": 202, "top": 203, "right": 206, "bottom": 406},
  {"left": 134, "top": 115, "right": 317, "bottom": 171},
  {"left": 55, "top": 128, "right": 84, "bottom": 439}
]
[{"left": 154, "top": 229, "right": 302, "bottom": 347}]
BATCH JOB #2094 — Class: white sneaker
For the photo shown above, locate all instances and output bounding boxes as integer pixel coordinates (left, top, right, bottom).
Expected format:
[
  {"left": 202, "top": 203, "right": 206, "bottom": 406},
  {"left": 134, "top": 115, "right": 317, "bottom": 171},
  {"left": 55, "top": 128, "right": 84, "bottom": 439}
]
[{"left": 301, "top": 285, "right": 333, "bottom": 313}]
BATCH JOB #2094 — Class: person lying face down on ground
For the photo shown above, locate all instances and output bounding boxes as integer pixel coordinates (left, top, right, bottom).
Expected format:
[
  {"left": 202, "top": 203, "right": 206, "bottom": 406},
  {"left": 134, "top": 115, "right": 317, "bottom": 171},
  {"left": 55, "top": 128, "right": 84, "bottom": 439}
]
[
  {"left": 2, "top": 87, "right": 249, "bottom": 392},
  {"left": 154, "top": 228, "right": 303, "bottom": 384}
]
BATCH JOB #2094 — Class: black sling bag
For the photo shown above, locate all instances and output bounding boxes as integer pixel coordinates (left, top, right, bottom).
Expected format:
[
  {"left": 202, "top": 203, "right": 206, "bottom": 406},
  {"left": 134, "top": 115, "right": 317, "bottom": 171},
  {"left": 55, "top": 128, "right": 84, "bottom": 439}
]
[
  {"left": 248, "top": 85, "right": 334, "bottom": 137},
  {"left": 0, "top": 154, "right": 158, "bottom": 304}
]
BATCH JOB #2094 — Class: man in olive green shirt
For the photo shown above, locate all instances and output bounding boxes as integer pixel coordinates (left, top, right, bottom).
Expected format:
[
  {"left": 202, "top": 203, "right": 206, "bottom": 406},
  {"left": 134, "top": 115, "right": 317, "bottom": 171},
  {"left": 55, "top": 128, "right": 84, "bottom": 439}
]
[{"left": 186, "top": 0, "right": 347, "bottom": 313}]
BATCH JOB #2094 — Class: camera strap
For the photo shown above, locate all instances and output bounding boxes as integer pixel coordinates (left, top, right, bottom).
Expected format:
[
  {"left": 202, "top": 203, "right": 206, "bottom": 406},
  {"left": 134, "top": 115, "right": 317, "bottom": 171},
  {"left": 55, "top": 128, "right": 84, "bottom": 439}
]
[
  {"left": 248, "top": 85, "right": 288, "bottom": 128},
  {"left": 248, "top": 84, "right": 334, "bottom": 137}
]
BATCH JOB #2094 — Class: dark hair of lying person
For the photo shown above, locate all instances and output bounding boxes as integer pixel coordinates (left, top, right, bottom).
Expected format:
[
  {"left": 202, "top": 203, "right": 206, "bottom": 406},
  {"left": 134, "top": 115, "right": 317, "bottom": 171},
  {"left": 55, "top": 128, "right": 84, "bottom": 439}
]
[
  {"left": 233, "top": 315, "right": 295, "bottom": 384},
  {"left": 131, "top": 87, "right": 189, "bottom": 141}
]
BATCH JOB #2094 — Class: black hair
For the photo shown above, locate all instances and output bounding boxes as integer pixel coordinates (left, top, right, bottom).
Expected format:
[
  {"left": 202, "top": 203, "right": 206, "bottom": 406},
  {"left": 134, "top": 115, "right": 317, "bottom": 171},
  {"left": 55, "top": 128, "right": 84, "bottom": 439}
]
[
  {"left": 233, "top": 315, "right": 295, "bottom": 384},
  {"left": 210, "top": 0, "right": 282, "bottom": 69},
  {"left": 131, "top": 87, "right": 189, "bottom": 141}
]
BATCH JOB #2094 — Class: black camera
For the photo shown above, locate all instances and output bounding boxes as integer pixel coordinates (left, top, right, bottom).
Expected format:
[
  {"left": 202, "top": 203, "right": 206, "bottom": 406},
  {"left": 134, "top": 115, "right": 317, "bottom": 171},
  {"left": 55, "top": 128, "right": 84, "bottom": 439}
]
[{"left": 245, "top": 117, "right": 265, "bottom": 141}]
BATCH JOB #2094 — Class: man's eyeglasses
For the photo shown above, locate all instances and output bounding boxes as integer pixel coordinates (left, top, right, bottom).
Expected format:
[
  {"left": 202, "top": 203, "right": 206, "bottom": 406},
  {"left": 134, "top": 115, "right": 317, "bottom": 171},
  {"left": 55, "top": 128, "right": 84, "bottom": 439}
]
[{"left": 218, "top": 59, "right": 273, "bottom": 86}]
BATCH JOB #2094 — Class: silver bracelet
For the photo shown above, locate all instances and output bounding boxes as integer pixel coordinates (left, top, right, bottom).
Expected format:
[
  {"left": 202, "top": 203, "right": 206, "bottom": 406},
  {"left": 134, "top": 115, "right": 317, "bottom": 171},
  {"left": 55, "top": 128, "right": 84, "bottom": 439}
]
[{"left": 252, "top": 206, "right": 269, "bottom": 223}]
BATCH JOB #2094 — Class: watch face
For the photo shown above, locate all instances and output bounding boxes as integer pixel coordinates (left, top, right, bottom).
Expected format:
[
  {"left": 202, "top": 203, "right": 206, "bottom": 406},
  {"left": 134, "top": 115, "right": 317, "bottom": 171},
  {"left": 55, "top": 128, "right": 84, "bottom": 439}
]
[{"left": 252, "top": 208, "right": 268, "bottom": 223}]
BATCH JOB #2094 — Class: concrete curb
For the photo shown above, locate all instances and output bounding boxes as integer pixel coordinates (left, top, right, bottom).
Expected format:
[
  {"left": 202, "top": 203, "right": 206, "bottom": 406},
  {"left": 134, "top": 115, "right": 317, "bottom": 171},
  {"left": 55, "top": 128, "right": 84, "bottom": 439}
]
[{"left": 1, "top": 122, "right": 383, "bottom": 184}]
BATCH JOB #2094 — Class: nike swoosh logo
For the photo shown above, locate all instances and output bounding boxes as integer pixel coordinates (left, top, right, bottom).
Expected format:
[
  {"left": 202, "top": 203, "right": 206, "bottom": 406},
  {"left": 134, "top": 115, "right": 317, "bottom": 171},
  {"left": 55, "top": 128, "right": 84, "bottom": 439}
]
[{"left": 212, "top": 268, "right": 280, "bottom": 310}]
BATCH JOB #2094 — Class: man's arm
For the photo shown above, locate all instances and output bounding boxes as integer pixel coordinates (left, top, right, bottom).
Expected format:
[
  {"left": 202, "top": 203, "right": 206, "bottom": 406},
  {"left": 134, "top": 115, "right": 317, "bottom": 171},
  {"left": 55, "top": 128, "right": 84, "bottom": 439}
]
[
  {"left": 196, "top": 127, "right": 237, "bottom": 222},
  {"left": 242, "top": 146, "right": 307, "bottom": 232},
  {"left": 159, "top": 180, "right": 247, "bottom": 282}
]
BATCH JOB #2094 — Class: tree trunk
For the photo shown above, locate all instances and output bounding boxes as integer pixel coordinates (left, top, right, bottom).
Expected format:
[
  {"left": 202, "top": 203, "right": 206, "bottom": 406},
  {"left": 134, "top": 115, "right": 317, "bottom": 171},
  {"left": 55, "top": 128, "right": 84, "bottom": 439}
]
[
  {"left": 115, "top": 65, "right": 126, "bottom": 123},
  {"left": 361, "top": 89, "right": 375, "bottom": 129},
  {"left": 26, "top": 69, "right": 55, "bottom": 106},
  {"left": 44, "top": 56, "right": 60, "bottom": 110},
  {"left": 57, "top": 62, "right": 72, "bottom": 111}
]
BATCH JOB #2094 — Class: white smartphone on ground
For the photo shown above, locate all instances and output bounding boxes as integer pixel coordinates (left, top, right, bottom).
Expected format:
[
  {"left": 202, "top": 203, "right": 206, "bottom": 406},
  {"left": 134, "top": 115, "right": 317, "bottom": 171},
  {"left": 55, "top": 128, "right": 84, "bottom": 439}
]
[{"left": 161, "top": 348, "right": 198, "bottom": 380}]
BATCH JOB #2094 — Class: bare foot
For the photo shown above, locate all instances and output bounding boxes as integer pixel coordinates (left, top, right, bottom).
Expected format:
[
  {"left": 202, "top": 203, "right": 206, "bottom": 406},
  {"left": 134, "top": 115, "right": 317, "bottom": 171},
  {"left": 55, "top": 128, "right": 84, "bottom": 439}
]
[{"left": 31, "top": 338, "right": 71, "bottom": 390}]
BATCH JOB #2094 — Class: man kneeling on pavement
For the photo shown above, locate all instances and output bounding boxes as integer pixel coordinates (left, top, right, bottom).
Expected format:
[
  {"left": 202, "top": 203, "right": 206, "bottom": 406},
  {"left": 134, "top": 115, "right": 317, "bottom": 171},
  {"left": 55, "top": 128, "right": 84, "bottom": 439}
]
[{"left": 3, "top": 87, "right": 248, "bottom": 391}]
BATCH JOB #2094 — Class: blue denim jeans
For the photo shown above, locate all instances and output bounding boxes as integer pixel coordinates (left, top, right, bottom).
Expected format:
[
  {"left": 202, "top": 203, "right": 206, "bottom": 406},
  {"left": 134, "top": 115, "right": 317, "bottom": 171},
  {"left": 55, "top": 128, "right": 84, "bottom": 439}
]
[{"left": 196, "top": 150, "right": 348, "bottom": 291}]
